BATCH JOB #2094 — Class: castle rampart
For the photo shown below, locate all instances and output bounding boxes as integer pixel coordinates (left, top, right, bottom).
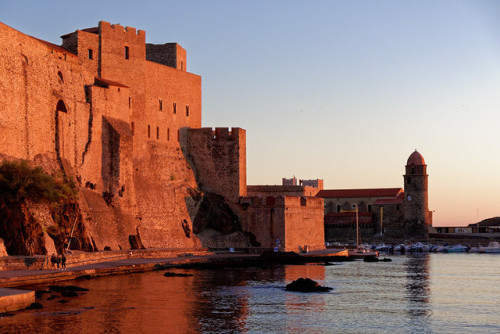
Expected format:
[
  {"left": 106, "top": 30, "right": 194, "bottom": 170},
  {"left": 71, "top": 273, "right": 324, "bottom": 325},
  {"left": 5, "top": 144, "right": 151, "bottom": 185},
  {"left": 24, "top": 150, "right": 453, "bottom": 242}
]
[
  {"left": 186, "top": 127, "right": 247, "bottom": 202},
  {"left": 0, "top": 21, "right": 203, "bottom": 251},
  {"left": 238, "top": 195, "right": 324, "bottom": 252}
]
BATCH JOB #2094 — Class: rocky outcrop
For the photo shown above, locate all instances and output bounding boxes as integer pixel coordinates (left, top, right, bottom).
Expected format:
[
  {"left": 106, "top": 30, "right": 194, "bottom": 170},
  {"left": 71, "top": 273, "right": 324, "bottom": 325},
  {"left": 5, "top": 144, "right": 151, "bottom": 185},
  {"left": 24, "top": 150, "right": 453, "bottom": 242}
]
[
  {"left": 285, "top": 278, "right": 332, "bottom": 292},
  {"left": 0, "top": 159, "right": 94, "bottom": 255},
  {"left": 192, "top": 193, "right": 241, "bottom": 235}
]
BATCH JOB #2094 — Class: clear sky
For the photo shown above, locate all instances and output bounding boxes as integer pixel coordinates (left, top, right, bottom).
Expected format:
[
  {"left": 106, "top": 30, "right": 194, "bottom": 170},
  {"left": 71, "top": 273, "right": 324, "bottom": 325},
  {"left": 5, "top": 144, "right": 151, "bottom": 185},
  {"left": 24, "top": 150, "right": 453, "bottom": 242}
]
[{"left": 1, "top": 0, "right": 499, "bottom": 226}]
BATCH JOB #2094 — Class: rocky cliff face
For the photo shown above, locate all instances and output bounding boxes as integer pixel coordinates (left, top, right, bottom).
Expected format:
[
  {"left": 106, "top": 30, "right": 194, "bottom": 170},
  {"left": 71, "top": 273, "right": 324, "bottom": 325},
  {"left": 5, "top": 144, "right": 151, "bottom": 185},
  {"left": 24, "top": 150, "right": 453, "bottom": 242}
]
[{"left": 0, "top": 158, "right": 93, "bottom": 255}]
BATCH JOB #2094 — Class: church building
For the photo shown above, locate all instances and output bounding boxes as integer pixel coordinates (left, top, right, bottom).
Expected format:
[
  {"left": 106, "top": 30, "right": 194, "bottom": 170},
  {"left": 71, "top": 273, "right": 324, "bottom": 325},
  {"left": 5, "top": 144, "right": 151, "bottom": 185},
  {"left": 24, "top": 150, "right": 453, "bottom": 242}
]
[{"left": 317, "top": 150, "right": 432, "bottom": 240}]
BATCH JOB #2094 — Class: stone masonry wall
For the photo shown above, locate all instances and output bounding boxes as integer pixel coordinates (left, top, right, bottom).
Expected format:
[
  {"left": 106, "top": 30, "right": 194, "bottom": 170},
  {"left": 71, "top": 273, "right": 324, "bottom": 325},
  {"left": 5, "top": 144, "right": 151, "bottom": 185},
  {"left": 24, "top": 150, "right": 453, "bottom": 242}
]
[
  {"left": 186, "top": 128, "right": 247, "bottom": 203},
  {"left": 238, "top": 196, "right": 325, "bottom": 252},
  {"left": 146, "top": 43, "right": 187, "bottom": 71},
  {"left": 0, "top": 21, "right": 205, "bottom": 252}
]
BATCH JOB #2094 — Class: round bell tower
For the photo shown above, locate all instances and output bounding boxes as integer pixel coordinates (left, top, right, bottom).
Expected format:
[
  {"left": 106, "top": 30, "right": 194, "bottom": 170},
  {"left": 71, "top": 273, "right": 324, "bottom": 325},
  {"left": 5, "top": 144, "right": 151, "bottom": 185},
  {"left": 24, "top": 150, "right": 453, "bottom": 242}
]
[{"left": 403, "top": 150, "right": 431, "bottom": 238}]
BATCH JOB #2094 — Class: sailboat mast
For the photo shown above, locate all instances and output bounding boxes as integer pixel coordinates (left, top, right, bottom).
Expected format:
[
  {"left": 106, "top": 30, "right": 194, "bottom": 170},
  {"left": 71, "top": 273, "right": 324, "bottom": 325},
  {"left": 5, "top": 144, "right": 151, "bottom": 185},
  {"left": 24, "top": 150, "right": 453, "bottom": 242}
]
[{"left": 356, "top": 204, "right": 360, "bottom": 251}]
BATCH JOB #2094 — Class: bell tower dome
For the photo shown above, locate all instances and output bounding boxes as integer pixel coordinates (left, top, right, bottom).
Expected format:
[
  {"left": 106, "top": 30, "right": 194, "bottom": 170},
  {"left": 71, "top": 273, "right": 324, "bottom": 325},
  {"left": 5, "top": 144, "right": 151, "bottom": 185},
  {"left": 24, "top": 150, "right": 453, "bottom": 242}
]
[{"left": 403, "top": 150, "right": 431, "bottom": 238}]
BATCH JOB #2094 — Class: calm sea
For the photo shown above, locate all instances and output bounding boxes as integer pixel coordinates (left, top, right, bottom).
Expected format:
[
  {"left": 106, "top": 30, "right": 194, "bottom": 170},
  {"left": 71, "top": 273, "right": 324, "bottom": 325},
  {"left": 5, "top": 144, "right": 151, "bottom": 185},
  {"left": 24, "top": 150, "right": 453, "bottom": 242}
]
[{"left": 1, "top": 253, "right": 499, "bottom": 333}]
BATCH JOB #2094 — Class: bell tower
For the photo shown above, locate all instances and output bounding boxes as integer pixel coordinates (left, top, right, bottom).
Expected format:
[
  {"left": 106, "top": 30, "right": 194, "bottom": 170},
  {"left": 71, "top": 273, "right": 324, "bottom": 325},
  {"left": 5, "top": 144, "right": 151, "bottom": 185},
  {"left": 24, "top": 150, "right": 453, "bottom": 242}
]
[{"left": 403, "top": 150, "right": 431, "bottom": 238}]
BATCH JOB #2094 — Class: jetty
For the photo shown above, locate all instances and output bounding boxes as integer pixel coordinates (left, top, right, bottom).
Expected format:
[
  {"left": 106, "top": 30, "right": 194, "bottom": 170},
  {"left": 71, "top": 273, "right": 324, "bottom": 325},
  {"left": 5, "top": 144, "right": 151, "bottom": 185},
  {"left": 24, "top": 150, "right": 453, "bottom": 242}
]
[{"left": 0, "top": 247, "right": 357, "bottom": 312}]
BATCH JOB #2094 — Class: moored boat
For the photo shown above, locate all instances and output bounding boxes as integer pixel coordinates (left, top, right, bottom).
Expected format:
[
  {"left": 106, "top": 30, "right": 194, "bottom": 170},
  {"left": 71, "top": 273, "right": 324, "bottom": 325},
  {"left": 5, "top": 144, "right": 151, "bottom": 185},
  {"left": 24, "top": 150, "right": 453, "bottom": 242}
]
[
  {"left": 479, "top": 242, "right": 500, "bottom": 253},
  {"left": 443, "top": 244, "right": 468, "bottom": 253}
]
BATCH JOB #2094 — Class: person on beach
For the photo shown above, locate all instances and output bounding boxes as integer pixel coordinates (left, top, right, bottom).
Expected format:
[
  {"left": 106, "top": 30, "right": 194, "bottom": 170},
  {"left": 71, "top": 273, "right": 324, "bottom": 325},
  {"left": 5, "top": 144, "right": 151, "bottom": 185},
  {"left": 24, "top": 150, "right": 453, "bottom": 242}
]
[
  {"left": 50, "top": 253, "right": 57, "bottom": 269},
  {"left": 56, "top": 254, "right": 62, "bottom": 269}
]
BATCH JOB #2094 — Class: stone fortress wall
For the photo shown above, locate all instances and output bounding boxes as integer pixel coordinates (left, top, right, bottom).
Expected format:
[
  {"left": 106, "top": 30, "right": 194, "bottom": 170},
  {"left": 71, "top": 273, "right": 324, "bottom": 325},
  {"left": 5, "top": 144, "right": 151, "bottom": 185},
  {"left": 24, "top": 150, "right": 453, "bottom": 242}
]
[
  {"left": 0, "top": 21, "right": 202, "bottom": 251},
  {"left": 0, "top": 21, "right": 325, "bottom": 254}
]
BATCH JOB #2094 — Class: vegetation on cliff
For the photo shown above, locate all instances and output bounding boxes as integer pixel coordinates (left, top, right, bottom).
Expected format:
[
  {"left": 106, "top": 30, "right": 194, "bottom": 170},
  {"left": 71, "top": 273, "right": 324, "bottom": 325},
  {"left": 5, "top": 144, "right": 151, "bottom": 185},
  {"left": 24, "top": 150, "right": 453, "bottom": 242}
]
[
  {"left": 0, "top": 160, "right": 77, "bottom": 204},
  {"left": 0, "top": 160, "right": 91, "bottom": 255}
]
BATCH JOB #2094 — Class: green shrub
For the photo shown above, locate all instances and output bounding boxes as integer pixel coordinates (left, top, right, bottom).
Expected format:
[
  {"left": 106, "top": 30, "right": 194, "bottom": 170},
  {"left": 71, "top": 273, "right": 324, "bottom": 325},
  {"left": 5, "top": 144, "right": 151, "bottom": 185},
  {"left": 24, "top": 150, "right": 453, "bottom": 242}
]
[{"left": 0, "top": 160, "right": 77, "bottom": 204}]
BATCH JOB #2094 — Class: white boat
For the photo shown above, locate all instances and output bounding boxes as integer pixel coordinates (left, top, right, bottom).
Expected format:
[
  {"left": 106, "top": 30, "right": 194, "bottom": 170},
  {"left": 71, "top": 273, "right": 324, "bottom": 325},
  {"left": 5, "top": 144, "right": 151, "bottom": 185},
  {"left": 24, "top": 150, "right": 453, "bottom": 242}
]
[
  {"left": 393, "top": 244, "right": 405, "bottom": 252},
  {"left": 468, "top": 246, "right": 480, "bottom": 253},
  {"left": 409, "top": 242, "right": 431, "bottom": 252},
  {"left": 479, "top": 242, "right": 500, "bottom": 253},
  {"left": 432, "top": 245, "right": 445, "bottom": 252}
]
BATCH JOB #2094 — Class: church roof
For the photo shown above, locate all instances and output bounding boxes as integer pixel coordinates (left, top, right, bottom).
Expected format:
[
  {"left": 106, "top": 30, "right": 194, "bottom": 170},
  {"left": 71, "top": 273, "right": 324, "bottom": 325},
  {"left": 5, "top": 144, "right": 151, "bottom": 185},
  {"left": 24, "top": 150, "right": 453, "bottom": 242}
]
[
  {"left": 316, "top": 188, "right": 403, "bottom": 199},
  {"left": 407, "top": 150, "right": 425, "bottom": 166}
]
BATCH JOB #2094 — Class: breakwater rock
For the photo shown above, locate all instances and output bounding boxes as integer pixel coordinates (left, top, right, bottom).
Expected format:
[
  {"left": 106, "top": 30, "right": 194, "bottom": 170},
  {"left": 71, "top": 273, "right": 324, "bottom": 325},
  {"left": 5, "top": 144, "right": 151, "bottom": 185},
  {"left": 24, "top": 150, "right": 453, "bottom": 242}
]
[{"left": 285, "top": 278, "right": 332, "bottom": 293}]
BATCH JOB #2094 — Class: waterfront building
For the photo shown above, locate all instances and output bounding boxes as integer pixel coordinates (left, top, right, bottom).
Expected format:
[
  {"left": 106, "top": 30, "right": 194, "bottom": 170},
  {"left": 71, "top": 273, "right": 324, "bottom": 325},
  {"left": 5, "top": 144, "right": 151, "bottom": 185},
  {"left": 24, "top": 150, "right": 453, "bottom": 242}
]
[{"left": 317, "top": 150, "right": 432, "bottom": 240}]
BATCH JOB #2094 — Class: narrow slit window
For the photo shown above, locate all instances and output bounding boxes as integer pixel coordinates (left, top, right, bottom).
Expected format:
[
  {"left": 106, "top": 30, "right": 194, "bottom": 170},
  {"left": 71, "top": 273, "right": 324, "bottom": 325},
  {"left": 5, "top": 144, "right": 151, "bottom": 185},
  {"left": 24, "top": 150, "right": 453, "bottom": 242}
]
[
  {"left": 173, "top": 102, "right": 177, "bottom": 114},
  {"left": 177, "top": 129, "right": 180, "bottom": 142},
  {"left": 156, "top": 126, "right": 160, "bottom": 140},
  {"left": 185, "top": 105, "right": 190, "bottom": 117},
  {"left": 147, "top": 125, "right": 151, "bottom": 138},
  {"left": 125, "top": 46, "right": 130, "bottom": 59},
  {"left": 167, "top": 128, "right": 170, "bottom": 141},
  {"left": 159, "top": 99, "right": 163, "bottom": 111},
  {"left": 88, "top": 49, "right": 93, "bottom": 59},
  {"left": 131, "top": 122, "right": 135, "bottom": 135}
]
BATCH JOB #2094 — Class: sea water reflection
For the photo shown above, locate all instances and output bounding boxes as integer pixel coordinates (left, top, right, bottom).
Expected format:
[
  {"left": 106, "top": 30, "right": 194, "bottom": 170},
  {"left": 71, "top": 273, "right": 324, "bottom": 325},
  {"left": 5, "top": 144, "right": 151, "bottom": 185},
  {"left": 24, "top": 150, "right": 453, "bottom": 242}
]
[{"left": 1, "top": 254, "right": 499, "bottom": 333}]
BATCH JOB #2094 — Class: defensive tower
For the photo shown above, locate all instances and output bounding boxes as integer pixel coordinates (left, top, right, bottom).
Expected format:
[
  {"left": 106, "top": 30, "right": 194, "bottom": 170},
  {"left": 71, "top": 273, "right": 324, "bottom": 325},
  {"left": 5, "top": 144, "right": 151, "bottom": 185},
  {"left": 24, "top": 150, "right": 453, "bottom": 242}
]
[{"left": 403, "top": 150, "right": 431, "bottom": 238}]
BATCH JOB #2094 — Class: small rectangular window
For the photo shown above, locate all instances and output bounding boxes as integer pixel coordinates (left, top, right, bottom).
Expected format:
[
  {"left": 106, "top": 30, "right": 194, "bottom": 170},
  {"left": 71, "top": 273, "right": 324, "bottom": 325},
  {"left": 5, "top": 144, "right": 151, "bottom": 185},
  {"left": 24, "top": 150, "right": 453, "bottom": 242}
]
[
  {"left": 159, "top": 99, "right": 163, "bottom": 111},
  {"left": 186, "top": 105, "right": 190, "bottom": 117},
  {"left": 173, "top": 102, "right": 177, "bottom": 114},
  {"left": 131, "top": 122, "right": 135, "bottom": 135},
  {"left": 147, "top": 125, "right": 151, "bottom": 138},
  {"left": 177, "top": 129, "right": 180, "bottom": 142},
  {"left": 129, "top": 97, "right": 131, "bottom": 109},
  {"left": 88, "top": 49, "right": 93, "bottom": 59},
  {"left": 125, "top": 46, "right": 130, "bottom": 59},
  {"left": 167, "top": 128, "right": 170, "bottom": 141},
  {"left": 156, "top": 126, "right": 159, "bottom": 140}
]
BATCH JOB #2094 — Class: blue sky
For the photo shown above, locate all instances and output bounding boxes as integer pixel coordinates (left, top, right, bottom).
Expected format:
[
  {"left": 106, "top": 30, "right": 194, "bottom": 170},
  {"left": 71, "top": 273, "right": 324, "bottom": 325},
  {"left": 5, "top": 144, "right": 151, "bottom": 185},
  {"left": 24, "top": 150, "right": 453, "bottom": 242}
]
[{"left": 1, "top": 0, "right": 499, "bottom": 226}]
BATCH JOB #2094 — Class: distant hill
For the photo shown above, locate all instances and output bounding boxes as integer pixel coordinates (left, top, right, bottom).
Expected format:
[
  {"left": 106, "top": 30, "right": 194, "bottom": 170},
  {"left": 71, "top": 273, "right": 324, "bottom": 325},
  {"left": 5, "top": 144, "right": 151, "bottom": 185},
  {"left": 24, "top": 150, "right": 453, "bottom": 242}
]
[{"left": 468, "top": 217, "right": 500, "bottom": 227}]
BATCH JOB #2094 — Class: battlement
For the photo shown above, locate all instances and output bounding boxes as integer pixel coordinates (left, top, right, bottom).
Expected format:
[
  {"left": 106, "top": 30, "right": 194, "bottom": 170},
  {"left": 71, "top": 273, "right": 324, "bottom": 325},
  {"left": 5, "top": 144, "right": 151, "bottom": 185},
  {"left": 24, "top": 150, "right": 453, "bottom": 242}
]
[
  {"left": 247, "top": 185, "right": 321, "bottom": 197},
  {"left": 99, "top": 21, "right": 146, "bottom": 42},
  {"left": 194, "top": 127, "right": 245, "bottom": 141},
  {"left": 241, "top": 195, "right": 323, "bottom": 209}
]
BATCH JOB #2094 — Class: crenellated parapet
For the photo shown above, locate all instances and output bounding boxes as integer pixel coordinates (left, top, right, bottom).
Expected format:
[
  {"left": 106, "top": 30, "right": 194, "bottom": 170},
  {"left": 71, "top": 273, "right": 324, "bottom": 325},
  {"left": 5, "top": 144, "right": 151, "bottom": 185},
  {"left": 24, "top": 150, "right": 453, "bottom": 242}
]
[
  {"left": 241, "top": 195, "right": 323, "bottom": 209},
  {"left": 99, "top": 21, "right": 146, "bottom": 44}
]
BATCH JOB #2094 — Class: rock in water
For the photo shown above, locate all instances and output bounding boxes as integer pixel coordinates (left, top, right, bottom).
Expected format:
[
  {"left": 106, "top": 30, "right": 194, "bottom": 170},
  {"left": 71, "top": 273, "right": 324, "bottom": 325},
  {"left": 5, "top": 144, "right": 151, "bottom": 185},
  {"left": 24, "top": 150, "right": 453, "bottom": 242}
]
[
  {"left": 285, "top": 278, "right": 332, "bottom": 292},
  {"left": 61, "top": 291, "right": 78, "bottom": 297},
  {"left": 26, "top": 303, "right": 43, "bottom": 309}
]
